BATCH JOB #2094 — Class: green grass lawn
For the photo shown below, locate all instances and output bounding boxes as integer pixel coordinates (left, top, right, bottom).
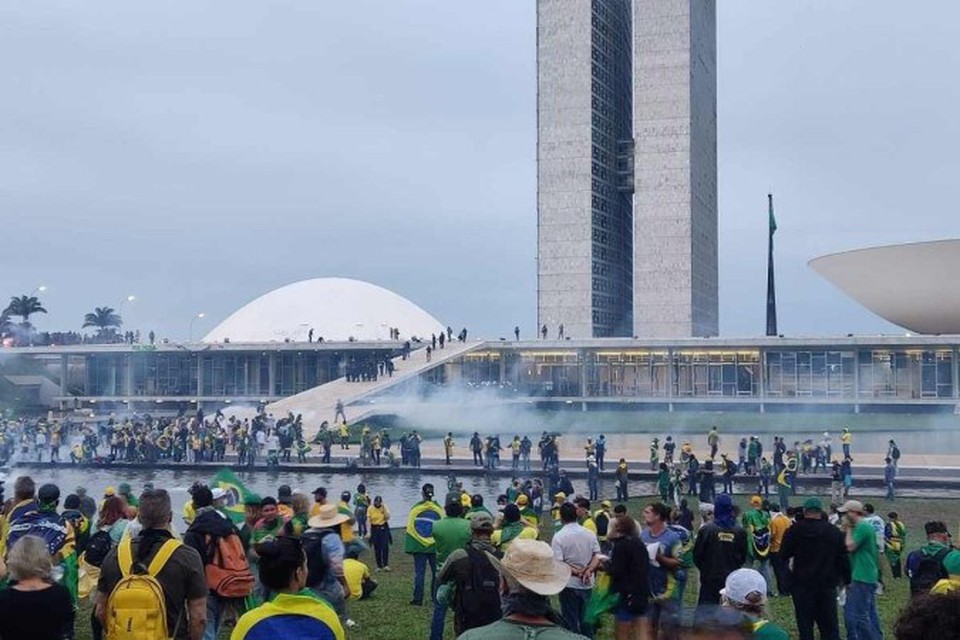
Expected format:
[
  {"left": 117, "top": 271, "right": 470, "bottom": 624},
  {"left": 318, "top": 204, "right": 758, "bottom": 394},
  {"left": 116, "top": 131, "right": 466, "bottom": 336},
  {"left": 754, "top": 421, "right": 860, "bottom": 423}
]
[{"left": 73, "top": 494, "right": 959, "bottom": 639}]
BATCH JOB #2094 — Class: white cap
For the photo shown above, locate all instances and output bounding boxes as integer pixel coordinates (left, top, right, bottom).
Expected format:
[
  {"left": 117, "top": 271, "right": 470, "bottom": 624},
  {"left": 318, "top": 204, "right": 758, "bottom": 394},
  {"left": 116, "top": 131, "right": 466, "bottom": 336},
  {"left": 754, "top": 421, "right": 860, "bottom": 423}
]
[
  {"left": 720, "top": 568, "right": 768, "bottom": 605},
  {"left": 211, "top": 488, "right": 227, "bottom": 501}
]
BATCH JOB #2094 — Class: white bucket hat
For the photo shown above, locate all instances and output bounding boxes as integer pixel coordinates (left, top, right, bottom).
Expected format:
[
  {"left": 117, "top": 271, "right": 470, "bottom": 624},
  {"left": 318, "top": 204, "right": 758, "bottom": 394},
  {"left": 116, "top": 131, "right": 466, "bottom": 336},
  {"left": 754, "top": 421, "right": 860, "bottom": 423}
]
[
  {"left": 486, "top": 538, "right": 570, "bottom": 596},
  {"left": 307, "top": 503, "right": 351, "bottom": 529}
]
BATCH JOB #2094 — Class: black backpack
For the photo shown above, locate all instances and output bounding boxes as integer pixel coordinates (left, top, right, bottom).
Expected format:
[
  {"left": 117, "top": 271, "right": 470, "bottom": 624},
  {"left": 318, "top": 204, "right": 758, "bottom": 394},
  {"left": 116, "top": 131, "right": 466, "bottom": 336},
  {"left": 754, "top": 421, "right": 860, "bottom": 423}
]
[
  {"left": 907, "top": 547, "right": 950, "bottom": 595},
  {"left": 456, "top": 546, "right": 502, "bottom": 632},
  {"left": 84, "top": 530, "right": 114, "bottom": 568},
  {"left": 301, "top": 529, "right": 336, "bottom": 588}
]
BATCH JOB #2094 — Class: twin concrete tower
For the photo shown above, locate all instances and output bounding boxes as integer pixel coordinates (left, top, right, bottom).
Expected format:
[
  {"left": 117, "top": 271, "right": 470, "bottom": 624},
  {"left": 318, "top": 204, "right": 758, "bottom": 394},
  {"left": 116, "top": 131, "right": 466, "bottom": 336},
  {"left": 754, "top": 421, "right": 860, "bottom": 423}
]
[{"left": 537, "top": 0, "right": 718, "bottom": 339}]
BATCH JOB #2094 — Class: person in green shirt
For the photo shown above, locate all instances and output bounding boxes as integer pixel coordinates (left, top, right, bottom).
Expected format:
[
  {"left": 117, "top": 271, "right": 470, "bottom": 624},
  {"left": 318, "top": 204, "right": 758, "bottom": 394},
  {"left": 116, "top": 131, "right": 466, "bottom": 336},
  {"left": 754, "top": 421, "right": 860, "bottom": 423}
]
[
  {"left": 720, "top": 568, "right": 789, "bottom": 640},
  {"left": 741, "top": 496, "right": 774, "bottom": 596},
  {"left": 840, "top": 500, "right": 883, "bottom": 640},
  {"left": 404, "top": 483, "right": 444, "bottom": 606},
  {"left": 428, "top": 500, "right": 472, "bottom": 640},
  {"left": 117, "top": 482, "right": 139, "bottom": 512},
  {"left": 657, "top": 463, "right": 671, "bottom": 501}
]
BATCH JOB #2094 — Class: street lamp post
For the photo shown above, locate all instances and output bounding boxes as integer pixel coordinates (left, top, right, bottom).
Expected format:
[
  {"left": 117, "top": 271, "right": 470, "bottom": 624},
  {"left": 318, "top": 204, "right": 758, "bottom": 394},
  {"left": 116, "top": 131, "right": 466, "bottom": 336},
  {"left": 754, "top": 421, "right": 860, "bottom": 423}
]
[{"left": 188, "top": 312, "right": 206, "bottom": 342}]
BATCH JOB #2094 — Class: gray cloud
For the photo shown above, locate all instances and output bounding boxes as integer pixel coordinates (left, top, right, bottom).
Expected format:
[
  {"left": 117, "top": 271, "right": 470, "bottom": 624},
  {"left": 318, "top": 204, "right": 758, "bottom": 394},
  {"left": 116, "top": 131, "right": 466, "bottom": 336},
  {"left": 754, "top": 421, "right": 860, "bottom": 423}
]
[{"left": 1, "top": 1, "right": 956, "bottom": 341}]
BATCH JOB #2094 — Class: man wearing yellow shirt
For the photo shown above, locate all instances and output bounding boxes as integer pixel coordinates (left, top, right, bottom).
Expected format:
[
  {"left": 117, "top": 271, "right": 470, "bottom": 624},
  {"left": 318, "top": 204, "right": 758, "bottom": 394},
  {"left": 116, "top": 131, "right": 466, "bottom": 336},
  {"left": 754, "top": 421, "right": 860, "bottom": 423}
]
[
  {"left": 551, "top": 492, "right": 566, "bottom": 531},
  {"left": 309, "top": 487, "right": 327, "bottom": 518},
  {"left": 768, "top": 502, "right": 792, "bottom": 597},
  {"left": 574, "top": 497, "right": 598, "bottom": 536},
  {"left": 343, "top": 547, "right": 377, "bottom": 600},
  {"left": 491, "top": 504, "right": 538, "bottom": 552}
]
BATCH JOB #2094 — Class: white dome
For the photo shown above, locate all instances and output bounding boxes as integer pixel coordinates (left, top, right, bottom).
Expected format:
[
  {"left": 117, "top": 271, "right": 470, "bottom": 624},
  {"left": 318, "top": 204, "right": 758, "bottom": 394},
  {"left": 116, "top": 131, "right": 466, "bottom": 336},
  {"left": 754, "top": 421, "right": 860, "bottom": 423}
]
[{"left": 202, "top": 278, "right": 445, "bottom": 343}]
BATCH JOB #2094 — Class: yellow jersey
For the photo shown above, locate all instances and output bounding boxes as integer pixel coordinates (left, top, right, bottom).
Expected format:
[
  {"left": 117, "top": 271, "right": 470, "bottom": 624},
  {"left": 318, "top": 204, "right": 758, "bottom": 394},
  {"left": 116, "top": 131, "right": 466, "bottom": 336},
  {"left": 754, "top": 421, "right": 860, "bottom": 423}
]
[{"left": 343, "top": 558, "right": 371, "bottom": 600}]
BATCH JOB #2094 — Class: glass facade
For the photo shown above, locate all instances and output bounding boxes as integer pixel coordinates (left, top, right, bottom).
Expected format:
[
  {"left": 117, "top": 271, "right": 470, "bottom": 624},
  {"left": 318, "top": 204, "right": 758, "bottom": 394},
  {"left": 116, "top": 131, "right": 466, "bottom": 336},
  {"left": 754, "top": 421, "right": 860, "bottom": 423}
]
[
  {"left": 80, "top": 349, "right": 389, "bottom": 399},
  {"left": 589, "top": 0, "right": 633, "bottom": 337},
  {"left": 59, "top": 342, "right": 960, "bottom": 409},
  {"left": 450, "top": 345, "right": 959, "bottom": 405}
]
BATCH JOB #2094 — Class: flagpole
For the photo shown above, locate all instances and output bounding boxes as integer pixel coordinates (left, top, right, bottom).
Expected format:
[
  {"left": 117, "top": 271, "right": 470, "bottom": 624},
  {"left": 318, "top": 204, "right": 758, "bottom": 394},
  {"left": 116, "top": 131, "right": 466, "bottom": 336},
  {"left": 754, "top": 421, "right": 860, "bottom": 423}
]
[{"left": 766, "top": 193, "right": 778, "bottom": 336}]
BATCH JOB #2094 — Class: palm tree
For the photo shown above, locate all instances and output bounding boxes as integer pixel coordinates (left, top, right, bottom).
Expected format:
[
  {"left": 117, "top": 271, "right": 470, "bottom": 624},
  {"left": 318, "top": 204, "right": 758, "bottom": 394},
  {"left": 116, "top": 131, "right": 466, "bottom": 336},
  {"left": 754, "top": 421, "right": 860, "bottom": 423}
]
[
  {"left": 83, "top": 306, "right": 123, "bottom": 334},
  {"left": 4, "top": 295, "right": 47, "bottom": 326}
]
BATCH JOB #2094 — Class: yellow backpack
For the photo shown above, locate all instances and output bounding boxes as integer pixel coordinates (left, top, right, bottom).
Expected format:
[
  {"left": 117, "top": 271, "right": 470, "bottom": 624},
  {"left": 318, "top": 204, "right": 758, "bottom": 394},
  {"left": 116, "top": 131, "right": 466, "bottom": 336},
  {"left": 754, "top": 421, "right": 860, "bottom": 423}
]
[{"left": 106, "top": 537, "right": 181, "bottom": 640}]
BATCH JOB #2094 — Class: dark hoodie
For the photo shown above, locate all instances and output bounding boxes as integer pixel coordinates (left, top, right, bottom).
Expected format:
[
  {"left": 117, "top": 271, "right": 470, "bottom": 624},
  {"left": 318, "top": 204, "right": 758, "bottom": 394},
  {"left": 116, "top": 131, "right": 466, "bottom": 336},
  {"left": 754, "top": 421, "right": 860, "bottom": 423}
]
[
  {"left": 183, "top": 507, "right": 238, "bottom": 566},
  {"left": 693, "top": 495, "right": 747, "bottom": 603},
  {"left": 780, "top": 513, "right": 851, "bottom": 589}
]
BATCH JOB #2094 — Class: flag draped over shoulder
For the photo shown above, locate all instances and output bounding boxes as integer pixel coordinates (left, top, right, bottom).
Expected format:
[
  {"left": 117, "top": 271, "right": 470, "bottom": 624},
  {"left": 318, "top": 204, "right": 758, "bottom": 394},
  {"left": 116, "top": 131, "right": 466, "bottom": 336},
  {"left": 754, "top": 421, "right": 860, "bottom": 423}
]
[
  {"left": 211, "top": 468, "right": 259, "bottom": 525},
  {"left": 403, "top": 501, "right": 443, "bottom": 553}
]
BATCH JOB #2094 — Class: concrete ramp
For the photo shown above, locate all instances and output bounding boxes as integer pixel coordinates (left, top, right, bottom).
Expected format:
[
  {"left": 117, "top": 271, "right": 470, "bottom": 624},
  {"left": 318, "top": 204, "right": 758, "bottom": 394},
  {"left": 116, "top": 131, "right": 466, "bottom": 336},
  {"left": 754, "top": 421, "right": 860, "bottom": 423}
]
[{"left": 267, "top": 340, "right": 482, "bottom": 433}]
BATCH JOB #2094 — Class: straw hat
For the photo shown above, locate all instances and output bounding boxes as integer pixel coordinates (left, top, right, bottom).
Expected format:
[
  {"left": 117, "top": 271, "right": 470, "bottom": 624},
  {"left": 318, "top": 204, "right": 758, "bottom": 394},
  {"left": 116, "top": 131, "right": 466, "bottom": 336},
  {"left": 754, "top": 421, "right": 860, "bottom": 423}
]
[
  {"left": 308, "top": 503, "right": 351, "bottom": 529},
  {"left": 485, "top": 538, "right": 571, "bottom": 596}
]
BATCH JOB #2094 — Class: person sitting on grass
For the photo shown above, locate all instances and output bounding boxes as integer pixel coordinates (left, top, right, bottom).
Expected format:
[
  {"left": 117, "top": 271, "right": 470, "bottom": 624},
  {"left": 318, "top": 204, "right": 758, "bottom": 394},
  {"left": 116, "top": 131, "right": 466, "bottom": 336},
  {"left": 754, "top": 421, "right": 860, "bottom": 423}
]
[{"left": 343, "top": 546, "right": 377, "bottom": 600}]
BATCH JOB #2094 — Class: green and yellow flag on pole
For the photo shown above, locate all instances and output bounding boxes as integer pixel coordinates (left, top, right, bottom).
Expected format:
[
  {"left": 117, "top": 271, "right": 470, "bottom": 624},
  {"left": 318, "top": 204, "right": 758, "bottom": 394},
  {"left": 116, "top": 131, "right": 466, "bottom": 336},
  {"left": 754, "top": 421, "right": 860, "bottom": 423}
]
[
  {"left": 769, "top": 195, "right": 777, "bottom": 235},
  {"left": 211, "top": 468, "right": 260, "bottom": 525}
]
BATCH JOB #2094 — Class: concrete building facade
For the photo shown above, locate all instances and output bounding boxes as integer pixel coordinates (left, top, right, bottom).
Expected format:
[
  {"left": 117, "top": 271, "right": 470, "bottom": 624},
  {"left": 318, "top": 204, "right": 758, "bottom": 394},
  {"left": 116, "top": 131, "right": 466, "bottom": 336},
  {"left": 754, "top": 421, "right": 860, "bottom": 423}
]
[
  {"left": 633, "top": 0, "right": 718, "bottom": 338},
  {"left": 537, "top": 0, "right": 634, "bottom": 339},
  {"left": 537, "top": 0, "right": 718, "bottom": 340}
]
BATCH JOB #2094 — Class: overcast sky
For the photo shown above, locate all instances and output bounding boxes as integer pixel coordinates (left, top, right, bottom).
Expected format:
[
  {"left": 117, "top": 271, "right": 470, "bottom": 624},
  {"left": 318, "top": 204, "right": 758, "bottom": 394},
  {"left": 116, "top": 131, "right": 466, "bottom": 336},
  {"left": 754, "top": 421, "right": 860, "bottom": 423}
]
[{"left": 3, "top": 1, "right": 959, "bottom": 341}]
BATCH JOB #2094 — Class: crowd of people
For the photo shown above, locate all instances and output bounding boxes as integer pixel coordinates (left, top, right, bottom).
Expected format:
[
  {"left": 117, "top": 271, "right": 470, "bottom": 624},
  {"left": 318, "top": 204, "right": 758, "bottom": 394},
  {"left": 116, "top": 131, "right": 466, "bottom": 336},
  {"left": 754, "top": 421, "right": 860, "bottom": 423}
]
[
  {"left": 0, "top": 455, "right": 953, "bottom": 640},
  {"left": 0, "top": 409, "right": 440, "bottom": 471}
]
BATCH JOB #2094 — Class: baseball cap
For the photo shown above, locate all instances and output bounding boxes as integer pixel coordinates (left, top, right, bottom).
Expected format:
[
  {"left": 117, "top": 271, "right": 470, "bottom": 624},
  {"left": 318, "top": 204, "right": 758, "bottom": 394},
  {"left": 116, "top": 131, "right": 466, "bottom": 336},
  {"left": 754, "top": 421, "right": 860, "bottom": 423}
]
[
  {"left": 554, "top": 492, "right": 566, "bottom": 500},
  {"left": 470, "top": 511, "right": 494, "bottom": 531},
  {"left": 211, "top": 488, "right": 227, "bottom": 501},
  {"left": 720, "top": 568, "right": 768, "bottom": 605},
  {"left": 750, "top": 495, "right": 762, "bottom": 508},
  {"left": 38, "top": 483, "right": 60, "bottom": 504},
  {"left": 803, "top": 497, "right": 823, "bottom": 511},
  {"left": 837, "top": 500, "right": 865, "bottom": 514},
  {"left": 601, "top": 500, "right": 612, "bottom": 509},
  {"left": 925, "top": 521, "right": 950, "bottom": 536},
  {"left": 516, "top": 494, "right": 529, "bottom": 506}
]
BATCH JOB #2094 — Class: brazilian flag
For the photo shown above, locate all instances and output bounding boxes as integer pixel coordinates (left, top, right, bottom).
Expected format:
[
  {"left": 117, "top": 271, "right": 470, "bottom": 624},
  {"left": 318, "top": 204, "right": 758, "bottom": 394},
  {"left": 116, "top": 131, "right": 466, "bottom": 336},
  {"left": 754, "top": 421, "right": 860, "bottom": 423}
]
[
  {"left": 404, "top": 500, "right": 443, "bottom": 554},
  {"left": 211, "top": 468, "right": 260, "bottom": 525}
]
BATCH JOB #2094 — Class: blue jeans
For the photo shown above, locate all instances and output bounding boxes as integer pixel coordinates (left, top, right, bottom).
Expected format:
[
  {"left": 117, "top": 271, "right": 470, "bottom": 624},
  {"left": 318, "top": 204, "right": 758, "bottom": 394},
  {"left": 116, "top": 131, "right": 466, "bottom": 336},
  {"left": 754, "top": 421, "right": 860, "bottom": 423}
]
[
  {"left": 203, "top": 595, "right": 222, "bottom": 640},
  {"left": 429, "top": 598, "right": 448, "bottom": 640},
  {"left": 412, "top": 553, "right": 437, "bottom": 604},
  {"left": 559, "top": 587, "right": 593, "bottom": 638},
  {"left": 844, "top": 581, "right": 883, "bottom": 640}
]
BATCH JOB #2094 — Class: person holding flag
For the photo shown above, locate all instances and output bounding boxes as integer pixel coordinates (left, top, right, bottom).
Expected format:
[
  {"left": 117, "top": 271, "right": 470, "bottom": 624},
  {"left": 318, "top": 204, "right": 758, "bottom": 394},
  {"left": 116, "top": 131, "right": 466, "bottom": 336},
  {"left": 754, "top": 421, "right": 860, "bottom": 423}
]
[
  {"left": 777, "top": 454, "right": 797, "bottom": 511},
  {"left": 742, "top": 497, "right": 775, "bottom": 597},
  {"left": 405, "top": 483, "right": 444, "bottom": 606}
]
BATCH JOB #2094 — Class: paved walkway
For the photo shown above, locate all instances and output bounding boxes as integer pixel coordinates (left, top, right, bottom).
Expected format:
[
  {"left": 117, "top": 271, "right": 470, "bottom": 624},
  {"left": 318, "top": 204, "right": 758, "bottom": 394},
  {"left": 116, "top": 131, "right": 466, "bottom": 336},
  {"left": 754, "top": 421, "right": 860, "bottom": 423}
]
[{"left": 266, "top": 340, "right": 482, "bottom": 434}]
